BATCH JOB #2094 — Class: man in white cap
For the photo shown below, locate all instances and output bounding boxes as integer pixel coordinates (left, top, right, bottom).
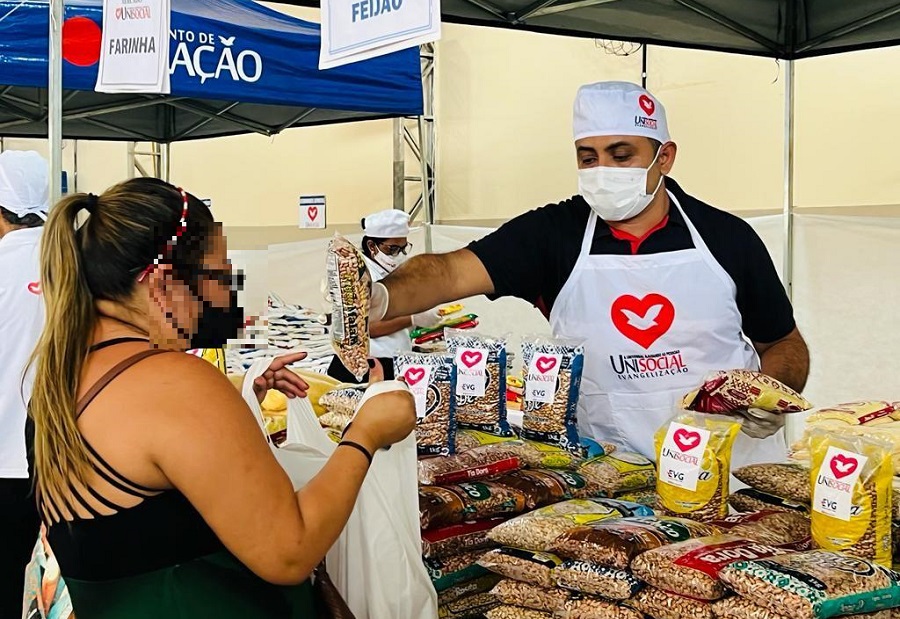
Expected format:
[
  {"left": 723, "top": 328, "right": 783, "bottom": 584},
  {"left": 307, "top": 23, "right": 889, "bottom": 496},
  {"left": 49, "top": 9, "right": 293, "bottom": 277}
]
[
  {"left": 369, "top": 82, "right": 809, "bottom": 466},
  {"left": 0, "top": 150, "right": 48, "bottom": 616}
]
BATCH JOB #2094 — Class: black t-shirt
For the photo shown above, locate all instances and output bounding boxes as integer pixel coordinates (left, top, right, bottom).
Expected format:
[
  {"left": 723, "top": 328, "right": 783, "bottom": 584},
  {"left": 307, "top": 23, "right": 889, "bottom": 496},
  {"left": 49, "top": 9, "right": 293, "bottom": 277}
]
[{"left": 468, "top": 178, "right": 795, "bottom": 345}]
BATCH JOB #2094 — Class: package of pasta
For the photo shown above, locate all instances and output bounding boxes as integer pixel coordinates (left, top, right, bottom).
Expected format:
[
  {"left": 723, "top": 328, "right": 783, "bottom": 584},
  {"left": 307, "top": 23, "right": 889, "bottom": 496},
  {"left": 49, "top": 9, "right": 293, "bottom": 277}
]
[
  {"left": 809, "top": 429, "right": 893, "bottom": 566},
  {"left": 655, "top": 413, "right": 742, "bottom": 522},
  {"left": 326, "top": 235, "right": 371, "bottom": 380},
  {"left": 418, "top": 442, "right": 524, "bottom": 486},
  {"left": 447, "top": 329, "right": 513, "bottom": 436},
  {"left": 419, "top": 483, "right": 527, "bottom": 530},
  {"left": 520, "top": 337, "right": 584, "bottom": 452},
  {"left": 395, "top": 352, "right": 457, "bottom": 456},
  {"left": 681, "top": 369, "right": 812, "bottom": 415},
  {"left": 492, "top": 470, "right": 602, "bottom": 510}
]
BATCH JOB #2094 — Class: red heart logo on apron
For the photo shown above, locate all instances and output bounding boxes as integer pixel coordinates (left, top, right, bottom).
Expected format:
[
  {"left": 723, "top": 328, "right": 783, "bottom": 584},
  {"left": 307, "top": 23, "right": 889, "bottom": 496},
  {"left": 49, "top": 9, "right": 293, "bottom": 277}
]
[
  {"left": 536, "top": 356, "right": 558, "bottom": 373},
  {"left": 404, "top": 367, "right": 426, "bottom": 386},
  {"left": 639, "top": 94, "right": 655, "bottom": 116},
  {"left": 27, "top": 281, "right": 41, "bottom": 295},
  {"left": 611, "top": 293, "right": 675, "bottom": 350},
  {"left": 307, "top": 206, "right": 319, "bottom": 221},
  {"left": 673, "top": 428, "right": 701, "bottom": 451},
  {"left": 460, "top": 350, "right": 483, "bottom": 369},
  {"left": 830, "top": 454, "right": 858, "bottom": 479}
]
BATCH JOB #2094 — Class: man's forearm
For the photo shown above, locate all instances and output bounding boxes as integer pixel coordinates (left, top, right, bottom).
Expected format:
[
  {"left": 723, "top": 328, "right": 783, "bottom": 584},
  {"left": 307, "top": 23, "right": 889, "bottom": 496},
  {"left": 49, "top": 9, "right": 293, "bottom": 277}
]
[
  {"left": 381, "top": 249, "right": 494, "bottom": 319},
  {"left": 758, "top": 330, "right": 810, "bottom": 393}
]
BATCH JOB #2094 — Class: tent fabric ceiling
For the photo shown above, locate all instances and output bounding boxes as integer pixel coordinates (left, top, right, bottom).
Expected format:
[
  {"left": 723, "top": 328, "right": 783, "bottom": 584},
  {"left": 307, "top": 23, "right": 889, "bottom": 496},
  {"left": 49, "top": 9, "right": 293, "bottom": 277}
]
[{"left": 283, "top": 0, "right": 900, "bottom": 59}]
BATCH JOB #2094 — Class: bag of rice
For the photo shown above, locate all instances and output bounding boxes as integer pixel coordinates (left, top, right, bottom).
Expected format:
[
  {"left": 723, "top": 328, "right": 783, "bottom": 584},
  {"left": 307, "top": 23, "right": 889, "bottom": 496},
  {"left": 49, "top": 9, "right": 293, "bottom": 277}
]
[
  {"left": 438, "top": 573, "right": 503, "bottom": 604},
  {"left": 562, "top": 596, "right": 644, "bottom": 619},
  {"left": 492, "top": 470, "right": 601, "bottom": 510},
  {"left": 711, "top": 596, "right": 893, "bottom": 619},
  {"left": 551, "top": 516, "right": 720, "bottom": 569},
  {"left": 423, "top": 518, "right": 506, "bottom": 559},
  {"left": 326, "top": 235, "right": 370, "bottom": 379},
  {"left": 438, "top": 592, "right": 500, "bottom": 618},
  {"left": 631, "top": 534, "right": 789, "bottom": 601},
  {"left": 626, "top": 586, "right": 715, "bottom": 619},
  {"left": 419, "top": 483, "right": 528, "bottom": 530},
  {"left": 553, "top": 560, "right": 643, "bottom": 600},
  {"left": 578, "top": 452, "right": 656, "bottom": 497},
  {"left": 491, "top": 579, "right": 571, "bottom": 613},
  {"left": 728, "top": 488, "right": 809, "bottom": 514},
  {"left": 809, "top": 430, "right": 893, "bottom": 566},
  {"left": 681, "top": 369, "right": 812, "bottom": 415},
  {"left": 427, "top": 549, "right": 491, "bottom": 591},
  {"left": 709, "top": 511, "right": 810, "bottom": 547},
  {"left": 447, "top": 330, "right": 513, "bottom": 437},
  {"left": 719, "top": 551, "right": 900, "bottom": 619},
  {"left": 520, "top": 337, "right": 584, "bottom": 452},
  {"left": 655, "top": 413, "right": 742, "bottom": 522},
  {"left": 418, "top": 442, "right": 524, "bottom": 486},
  {"left": 733, "top": 463, "right": 810, "bottom": 503},
  {"left": 478, "top": 548, "right": 564, "bottom": 589},
  {"left": 487, "top": 499, "right": 650, "bottom": 552},
  {"left": 396, "top": 352, "right": 457, "bottom": 456},
  {"left": 485, "top": 606, "right": 552, "bottom": 619}
]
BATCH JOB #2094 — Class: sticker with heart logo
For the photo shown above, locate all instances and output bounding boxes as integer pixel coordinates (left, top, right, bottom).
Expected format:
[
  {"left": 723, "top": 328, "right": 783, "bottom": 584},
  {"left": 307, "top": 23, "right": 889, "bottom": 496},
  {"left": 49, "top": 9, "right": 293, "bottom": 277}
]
[
  {"left": 398, "top": 363, "right": 432, "bottom": 419},
  {"left": 525, "top": 352, "right": 562, "bottom": 406},
  {"left": 454, "top": 347, "right": 488, "bottom": 398},
  {"left": 813, "top": 445, "right": 869, "bottom": 522},
  {"left": 829, "top": 454, "right": 858, "bottom": 479},
  {"left": 307, "top": 206, "right": 319, "bottom": 221},
  {"left": 611, "top": 293, "right": 675, "bottom": 350},
  {"left": 404, "top": 367, "right": 426, "bottom": 386},
  {"left": 27, "top": 281, "right": 41, "bottom": 295},
  {"left": 659, "top": 421, "right": 711, "bottom": 492},
  {"left": 638, "top": 94, "right": 656, "bottom": 117},
  {"left": 460, "top": 350, "right": 483, "bottom": 369},
  {"left": 536, "top": 356, "right": 558, "bottom": 374}
]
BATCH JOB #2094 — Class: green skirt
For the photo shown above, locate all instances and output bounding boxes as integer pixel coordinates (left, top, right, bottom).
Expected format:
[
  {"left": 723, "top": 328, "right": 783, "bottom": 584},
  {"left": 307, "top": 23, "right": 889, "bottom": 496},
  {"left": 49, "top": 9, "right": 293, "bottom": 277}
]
[{"left": 64, "top": 550, "right": 315, "bottom": 619}]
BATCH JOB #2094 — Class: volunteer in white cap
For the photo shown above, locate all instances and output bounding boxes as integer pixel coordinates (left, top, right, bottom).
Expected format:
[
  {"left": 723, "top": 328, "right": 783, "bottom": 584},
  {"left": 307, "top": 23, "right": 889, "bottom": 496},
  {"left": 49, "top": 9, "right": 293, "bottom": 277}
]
[
  {"left": 368, "top": 82, "right": 809, "bottom": 468},
  {"left": 0, "top": 150, "right": 48, "bottom": 615},
  {"left": 359, "top": 209, "right": 442, "bottom": 357}
]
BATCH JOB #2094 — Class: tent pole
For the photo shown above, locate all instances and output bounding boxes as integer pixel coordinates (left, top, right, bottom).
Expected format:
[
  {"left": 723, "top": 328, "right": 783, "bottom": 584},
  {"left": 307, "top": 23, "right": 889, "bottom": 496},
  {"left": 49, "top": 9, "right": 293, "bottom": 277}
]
[
  {"left": 641, "top": 45, "right": 648, "bottom": 88},
  {"left": 392, "top": 117, "right": 405, "bottom": 210},
  {"left": 49, "top": 0, "right": 63, "bottom": 205},
  {"left": 782, "top": 60, "right": 795, "bottom": 301},
  {"left": 73, "top": 139, "right": 78, "bottom": 193},
  {"left": 160, "top": 142, "right": 171, "bottom": 182}
]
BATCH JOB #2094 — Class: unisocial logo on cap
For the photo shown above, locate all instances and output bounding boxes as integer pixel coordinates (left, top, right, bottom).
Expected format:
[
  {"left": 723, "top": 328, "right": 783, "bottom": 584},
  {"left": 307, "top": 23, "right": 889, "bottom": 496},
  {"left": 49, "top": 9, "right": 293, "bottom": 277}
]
[{"left": 635, "top": 94, "right": 658, "bottom": 131}]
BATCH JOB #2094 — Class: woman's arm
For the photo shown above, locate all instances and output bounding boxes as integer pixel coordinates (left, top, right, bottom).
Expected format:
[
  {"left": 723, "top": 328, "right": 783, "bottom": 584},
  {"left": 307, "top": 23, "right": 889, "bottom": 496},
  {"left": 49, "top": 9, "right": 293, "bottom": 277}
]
[{"left": 147, "top": 355, "right": 415, "bottom": 585}]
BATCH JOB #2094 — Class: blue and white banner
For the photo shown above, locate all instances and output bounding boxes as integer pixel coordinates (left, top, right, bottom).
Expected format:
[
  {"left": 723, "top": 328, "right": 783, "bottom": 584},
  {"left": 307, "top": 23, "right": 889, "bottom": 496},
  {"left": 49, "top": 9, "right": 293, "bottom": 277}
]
[{"left": 319, "top": 0, "right": 440, "bottom": 70}]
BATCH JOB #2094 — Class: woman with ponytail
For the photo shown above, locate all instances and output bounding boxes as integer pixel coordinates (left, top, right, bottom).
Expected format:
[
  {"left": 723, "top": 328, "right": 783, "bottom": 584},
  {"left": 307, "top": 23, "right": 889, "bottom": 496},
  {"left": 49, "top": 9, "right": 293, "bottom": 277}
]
[{"left": 29, "top": 177, "right": 416, "bottom": 618}]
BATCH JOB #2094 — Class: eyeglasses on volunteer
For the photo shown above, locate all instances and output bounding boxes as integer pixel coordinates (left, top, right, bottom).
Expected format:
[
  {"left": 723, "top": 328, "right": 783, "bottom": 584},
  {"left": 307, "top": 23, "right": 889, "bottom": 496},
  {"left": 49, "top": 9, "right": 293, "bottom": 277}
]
[{"left": 377, "top": 241, "right": 413, "bottom": 256}]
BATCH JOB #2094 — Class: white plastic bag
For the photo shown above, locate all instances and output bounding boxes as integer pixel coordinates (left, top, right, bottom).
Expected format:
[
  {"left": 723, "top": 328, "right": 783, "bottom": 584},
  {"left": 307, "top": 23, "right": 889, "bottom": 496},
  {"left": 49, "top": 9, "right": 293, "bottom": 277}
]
[{"left": 242, "top": 359, "right": 436, "bottom": 619}]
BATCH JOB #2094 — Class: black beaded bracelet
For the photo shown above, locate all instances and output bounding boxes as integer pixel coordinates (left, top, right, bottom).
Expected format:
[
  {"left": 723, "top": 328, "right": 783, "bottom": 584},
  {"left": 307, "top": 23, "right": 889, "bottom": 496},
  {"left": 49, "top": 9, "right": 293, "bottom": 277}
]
[{"left": 338, "top": 440, "right": 373, "bottom": 465}]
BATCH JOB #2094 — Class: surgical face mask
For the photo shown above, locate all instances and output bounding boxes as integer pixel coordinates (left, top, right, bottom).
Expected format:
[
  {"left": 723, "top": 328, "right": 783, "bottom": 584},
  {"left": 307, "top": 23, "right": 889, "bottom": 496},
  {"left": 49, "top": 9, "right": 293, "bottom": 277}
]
[
  {"left": 578, "top": 148, "right": 664, "bottom": 222},
  {"left": 372, "top": 248, "right": 407, "bottom": 273},
  {"left": 189, "top": 292, "right": 245, "bottom": 349}
]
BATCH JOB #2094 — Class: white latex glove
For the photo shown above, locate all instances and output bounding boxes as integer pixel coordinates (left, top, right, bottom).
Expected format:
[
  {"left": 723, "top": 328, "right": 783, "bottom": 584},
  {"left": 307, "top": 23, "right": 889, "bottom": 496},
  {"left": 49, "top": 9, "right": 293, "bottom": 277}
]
[
  {"left": 738, "top": 408, "right": 785, "bottom": 439},
  {"left": 370, "top": 282, "right": 389, "bottom": 321},
  {"left": 411, "top": 306, "right": 442, "bottom": 329}
]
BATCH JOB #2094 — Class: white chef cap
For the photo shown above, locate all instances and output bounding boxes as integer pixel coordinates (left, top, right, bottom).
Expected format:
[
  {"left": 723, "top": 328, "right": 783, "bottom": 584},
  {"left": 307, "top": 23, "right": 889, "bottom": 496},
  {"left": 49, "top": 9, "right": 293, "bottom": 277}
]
[
  {"left": 0, "top": 150, "right": 50, "bottom": 220},
  {"left": 361, "top": 209, "right": 410, "bottom": 238},
  {"left": 573, "top": 81, "right": 670, "bottom": 143}
]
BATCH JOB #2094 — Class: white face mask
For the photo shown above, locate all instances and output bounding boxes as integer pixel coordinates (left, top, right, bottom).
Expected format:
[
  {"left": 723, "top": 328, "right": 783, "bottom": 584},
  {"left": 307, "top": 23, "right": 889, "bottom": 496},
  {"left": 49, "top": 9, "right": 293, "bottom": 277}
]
[
  {"left": 577, "top": 148, "right": 664, "bottom": 222},
  {"left": 372, "top": 249, "right": 407, "bottom": 273}
]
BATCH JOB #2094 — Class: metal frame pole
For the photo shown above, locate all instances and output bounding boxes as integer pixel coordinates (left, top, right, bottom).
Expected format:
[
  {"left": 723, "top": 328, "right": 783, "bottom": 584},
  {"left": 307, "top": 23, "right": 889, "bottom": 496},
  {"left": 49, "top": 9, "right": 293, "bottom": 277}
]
[
  {"left": 782, "top": 60, "right": 795, "bottom": 301},
  {"left": 126, "top": 142, "right": 137, "bottom": 179},
  {"left": 160, "top": 142, "right": 171, "bottom": 182},
  {"left": 49, "top": 0, "right": 64, "bottom": 205},
  {"left": 73, "top": 139, "right": 79, "bottom": 192},
  {"left": 393, "top": 117, "right": 405, "bottom": 210}
]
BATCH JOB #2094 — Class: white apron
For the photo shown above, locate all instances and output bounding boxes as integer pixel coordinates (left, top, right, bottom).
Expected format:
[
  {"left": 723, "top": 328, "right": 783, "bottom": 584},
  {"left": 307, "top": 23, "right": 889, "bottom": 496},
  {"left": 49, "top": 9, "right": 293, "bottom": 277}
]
[
  {"left": 363, "top": 256, "right": 412, "bottom": 358},
  {"left": 549, "top": 191, "right": 786, "bottom": 470}
]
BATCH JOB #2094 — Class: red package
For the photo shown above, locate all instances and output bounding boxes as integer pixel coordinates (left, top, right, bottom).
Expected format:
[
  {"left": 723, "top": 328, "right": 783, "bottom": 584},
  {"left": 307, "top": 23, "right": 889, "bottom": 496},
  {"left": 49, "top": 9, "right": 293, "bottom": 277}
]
[{"left": 422, "top": 518, "right": 506, "bottom": 558}]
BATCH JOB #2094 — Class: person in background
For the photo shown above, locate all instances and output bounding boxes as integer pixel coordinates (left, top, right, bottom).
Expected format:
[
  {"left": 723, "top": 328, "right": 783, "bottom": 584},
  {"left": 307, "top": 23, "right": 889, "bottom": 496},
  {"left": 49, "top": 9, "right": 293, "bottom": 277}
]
[
  {"left": 0, "top": 150, "right": 48, "bottom": 618},
  {"left": 28, "top": 177, "right": 415, "bottom": 618},
  {"left": 370, "top": 81, "right": 809, "bottom": 469}
]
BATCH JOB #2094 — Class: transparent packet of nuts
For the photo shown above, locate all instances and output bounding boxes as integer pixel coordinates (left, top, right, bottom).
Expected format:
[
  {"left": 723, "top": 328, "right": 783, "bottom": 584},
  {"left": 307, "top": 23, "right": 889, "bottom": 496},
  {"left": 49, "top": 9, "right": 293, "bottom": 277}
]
[
  {"left": 447, "top": 328, "right": 514, "bottom": 437},
  {"left": 395, "top": 352, "right": 457, "bottom": 456},
  {"left": 808, "top": 429, "right": 893, "bottom": 566},
  {"left": 654, "top": 412, "right": 742, "bottom": 522},
  {"left": 520, "top": 336, "right": 585, "bottom": 453},
  {"left": 326, "top": 234, "right": 371, "bottom": 380}
]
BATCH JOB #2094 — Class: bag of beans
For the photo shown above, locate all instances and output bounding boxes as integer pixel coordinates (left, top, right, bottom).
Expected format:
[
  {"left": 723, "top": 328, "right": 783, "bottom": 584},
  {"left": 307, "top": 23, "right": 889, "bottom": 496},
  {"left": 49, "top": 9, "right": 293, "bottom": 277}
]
[
  {"left": 655, "top": 413, "right": 742, "bottom": 522},
  {"left": 732, "top": 463, "right": 810, "bottom": 503},
  {"left": 418, "top": 442, "right": 524, "bottom": 486},
  {"left": 553, "top": 560, "right": 643, "bottom": 600},
  {"left": 395, "top": 352, "right": 456, "bottom": 456},
  {"left": 419, "top": 483, "right": 528, "bottom": 530},
  {"left": 626, "top": 587, "right": 715, "bottom": 619},
  {"left": 422, "top": 518, "right": 506, "bottom": 559},
  {"left": 426, "top": 549, "right": 491, "bottom": 592},
  {"left": 447, "top": 330, "right": 513, "bottom": 437},
  {"left": 520, "top": 337, "right": 584, "bottom": 452},
  {"left": 438, "top": 592, "right": 499, "bottom": 618},
  {"left": 477, "top": 548, "right": 563, "bottom": 589},
  {"left": 437, "top": 573, "right": 503, "bottom": 605},
  {"left": 728, "top": 488, "right": 809, "bottom": 514},
  {"left": 326, "top": 235, "right": 370, "bottom": 380},
  {"left": 491, "top": 580, "right": 571, "bottom": 613},
  {"left": 709, "top": 511, "right": 810, "bottom": 547},
  {"left": 492, "top": 470, "right": 601, "bottom": 510},
  {"left": 809, "top": 430, "right": 893, "bottom": 566},
  {"left": 711, "top": 596, "right": 893, "bottom": 619},
  {"left": 578, "top": 452, "right": 656, "bottom": 497}
]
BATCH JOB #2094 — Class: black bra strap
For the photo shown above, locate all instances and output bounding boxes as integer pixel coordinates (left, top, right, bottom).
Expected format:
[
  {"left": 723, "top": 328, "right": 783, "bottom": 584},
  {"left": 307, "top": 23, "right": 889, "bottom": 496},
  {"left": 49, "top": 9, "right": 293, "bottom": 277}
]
[{"left": 89, "top": 337, "right": 150, "bottom": 353}]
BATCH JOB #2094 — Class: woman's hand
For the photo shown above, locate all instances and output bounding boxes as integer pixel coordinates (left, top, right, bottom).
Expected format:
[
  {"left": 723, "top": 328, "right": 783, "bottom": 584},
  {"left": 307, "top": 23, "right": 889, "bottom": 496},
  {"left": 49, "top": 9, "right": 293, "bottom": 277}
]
[
  {"left": 345, "top": 382, "right": 416, "bottom": 453},
  {"left": 253, "top": 352, "right": 309, "bottom": 404}
]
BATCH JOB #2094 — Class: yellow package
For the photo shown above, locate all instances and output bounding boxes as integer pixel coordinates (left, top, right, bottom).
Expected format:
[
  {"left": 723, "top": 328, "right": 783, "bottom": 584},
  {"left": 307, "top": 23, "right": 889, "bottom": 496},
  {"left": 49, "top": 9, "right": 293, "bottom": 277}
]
[
  {"left": 261, "top": 390, "right": 287, "bottom": 412},
  {"left": 190, "top": 348, "right": 227, "bottom": 374},
  {"left": 809, "top": 429, "right": 893, "bottom": 566},
  {"left": 806, "top": 401, "right": 899, "bottom": 426},
  {"left": 655, "top": 412, "right": 741, "bottom": 522},
  {"left": 439, "top": 304, "right": 464, "bottom": 317},
  {"left": 225, "top": 367, "right": 341, "bottom": 417},
  {"left": 681, "top": 369, "right": 812, "bottom": 414}
]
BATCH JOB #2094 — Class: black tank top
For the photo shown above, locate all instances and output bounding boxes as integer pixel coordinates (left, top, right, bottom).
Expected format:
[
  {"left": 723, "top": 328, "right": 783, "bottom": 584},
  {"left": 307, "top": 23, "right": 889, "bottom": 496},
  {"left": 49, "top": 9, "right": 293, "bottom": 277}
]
[{"left": 45, "top": 339, "right": 224, "bottom": 581}]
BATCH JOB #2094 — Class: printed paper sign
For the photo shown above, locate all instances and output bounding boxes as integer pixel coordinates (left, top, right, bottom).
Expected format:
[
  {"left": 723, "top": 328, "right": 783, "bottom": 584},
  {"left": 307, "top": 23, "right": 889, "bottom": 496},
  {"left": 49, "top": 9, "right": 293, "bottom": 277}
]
[
  {"left": 299, "top": 195, "right": 326, "bottom": 229},
  {"left": 813, "top": 446, "right": 867, "bottom": 521},
  {"left": 658, "top": 422, "right": 711, "bottom": 492},
  {"left": 399, "top": 363, "right": 431, "bottom": 419},
  {"left": 96, "top": 0, "right": 171, "bottom": 94},
  {"left": 525, "top": 353, "right": 561, "bottom": 404},
  {"left": 455, "top": 348, "right": 487, "bottom": 398},
  {"left": 319, "top": 0, "right": 441, "bottom": 70}
]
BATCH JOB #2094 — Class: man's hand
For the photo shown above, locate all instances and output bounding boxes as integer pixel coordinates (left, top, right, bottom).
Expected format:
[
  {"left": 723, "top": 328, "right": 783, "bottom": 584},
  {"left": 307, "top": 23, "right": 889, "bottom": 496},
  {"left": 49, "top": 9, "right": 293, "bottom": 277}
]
[
  {"left": 738, "top": 408, "right": 785, "bottom": 439},
  {"left": 411, "top": 307, "right": 442, "bottom": 329},
  {"left": 253, "top": 352, "right": 309, "bottom": 404}
]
